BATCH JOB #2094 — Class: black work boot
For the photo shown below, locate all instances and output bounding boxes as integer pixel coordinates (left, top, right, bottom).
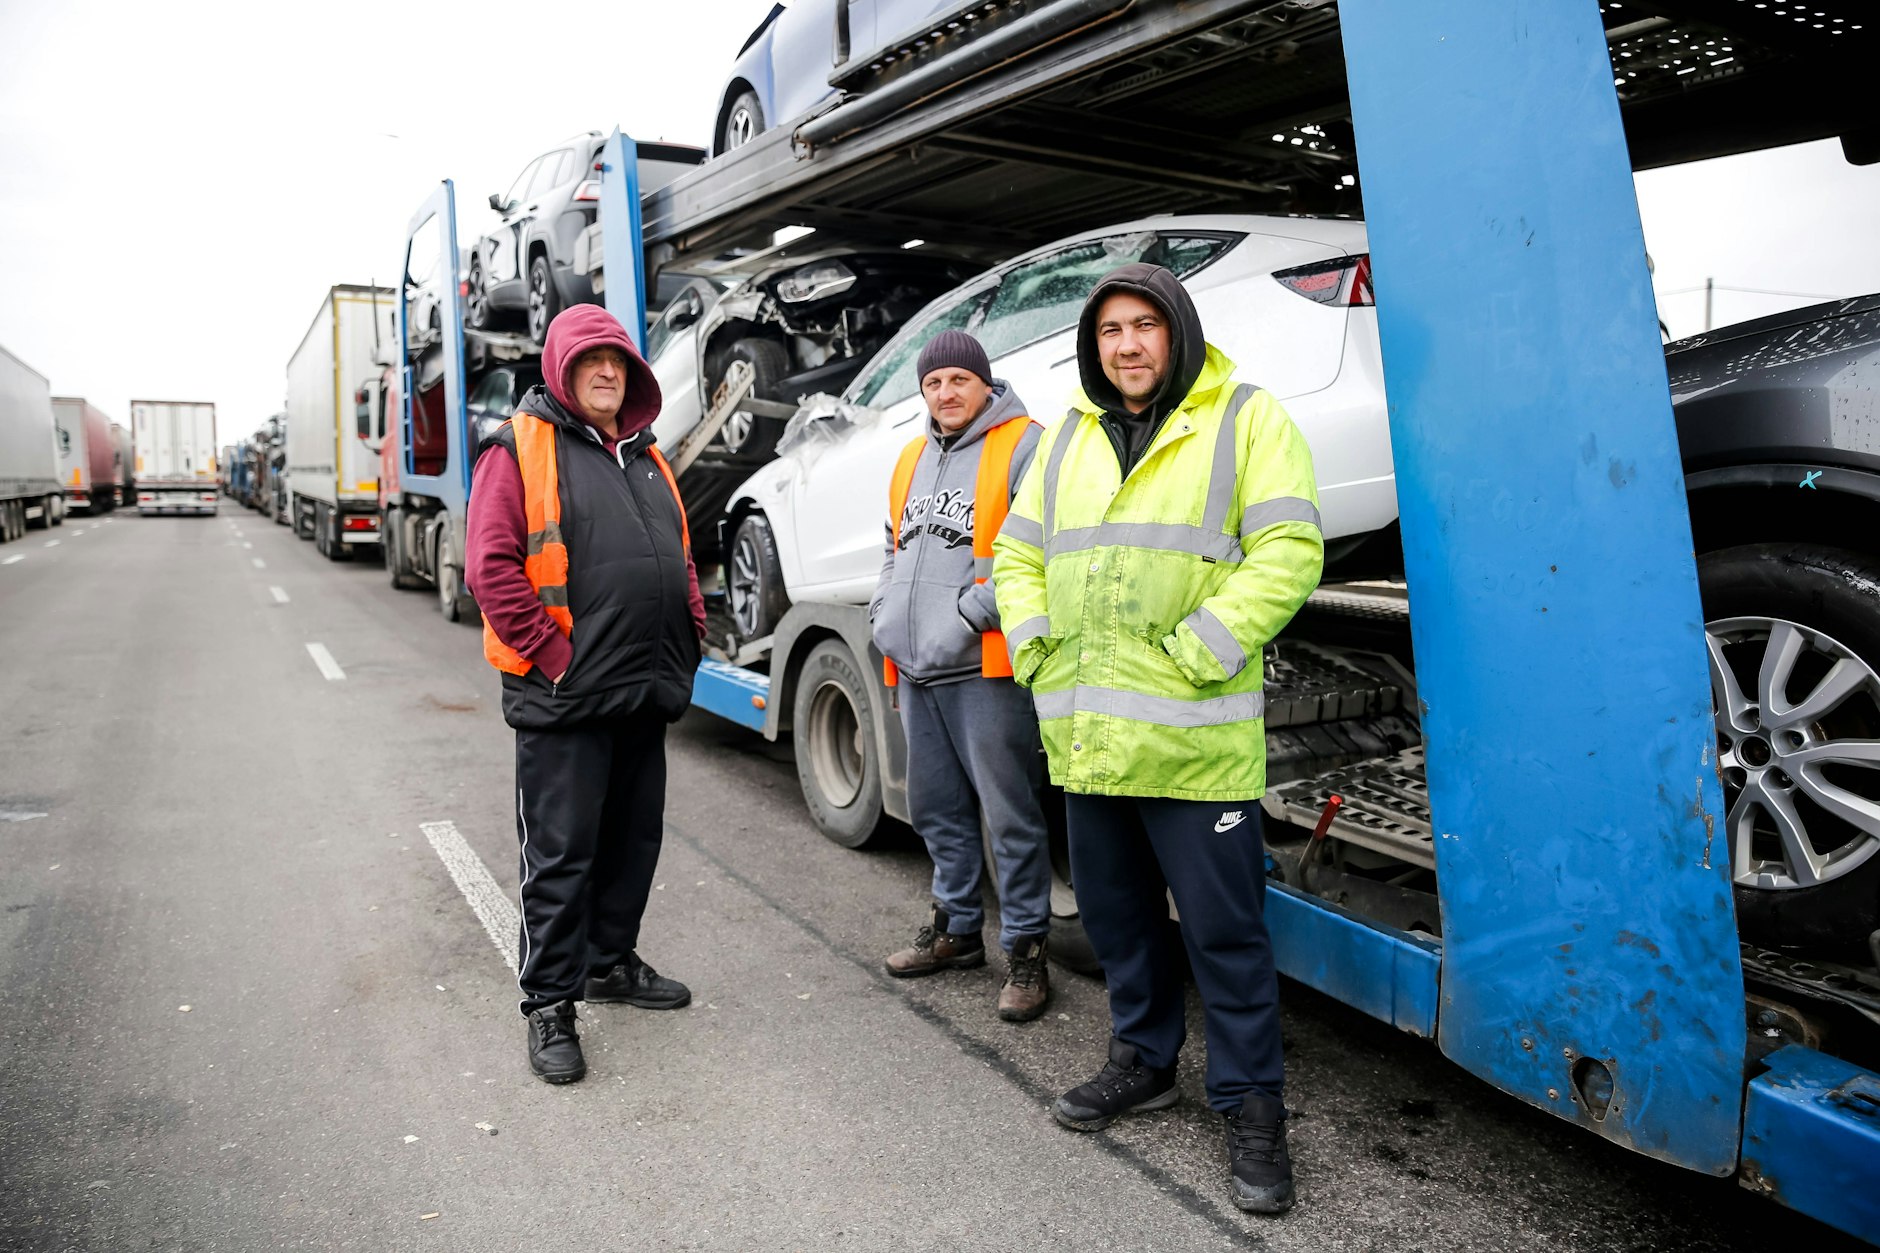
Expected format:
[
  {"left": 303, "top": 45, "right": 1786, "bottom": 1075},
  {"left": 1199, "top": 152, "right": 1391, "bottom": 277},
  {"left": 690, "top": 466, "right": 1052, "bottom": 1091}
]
[
  {"left": 526, "top": 1001, "right": 585, "bottom": 1085},
  {"left": 585, "top": 952, "right": 692, "bottom": 1009},
  {"left": 1225, "top": 1094, "right": 1295, "bottom": 1214},
  {"left": 884, "top": 904, "right": 986, "bottom": 978},
  {"left": 998, "top": 935, "right": 1050, "bottom": 1022},
  {"left": 1053, "top": 1037, "right": 1179, "bottom": 1131}
]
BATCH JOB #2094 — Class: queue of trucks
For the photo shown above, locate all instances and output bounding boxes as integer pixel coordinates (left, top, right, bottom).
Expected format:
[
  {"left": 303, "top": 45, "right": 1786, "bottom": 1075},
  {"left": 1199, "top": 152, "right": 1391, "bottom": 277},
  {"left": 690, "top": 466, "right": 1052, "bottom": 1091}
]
[{"left": 0, "top": 340, "right": 148, "bottom": 543}]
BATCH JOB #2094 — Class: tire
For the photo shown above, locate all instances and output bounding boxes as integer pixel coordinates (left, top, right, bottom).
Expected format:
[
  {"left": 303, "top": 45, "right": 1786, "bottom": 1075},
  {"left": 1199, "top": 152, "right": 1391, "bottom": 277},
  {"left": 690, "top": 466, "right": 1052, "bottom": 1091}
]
[
  {"left": 792, "top": 639, "right": 890, "bottom": 849},
  {"left": 48, "top": 497, "right": 62, "bottom": 527},
  {"left": 1699, "top": 542, "right": 1880, "bottom": 953},
  {"left": 326, "top": 507, "right": 353, "bottom": 562},
  {"left": 467, "top": 256, "right": 493, "bottom": 331},
  {"left": 313, "top": 503, "right": 329, "bottom": 556},
  {"left": 709, "top": 338, "right": 790, "bottom": 456},
  {"left": 294, "top": 496, "right": 314, "bottom": 541},
  {"left": 385, "top": 510, "right": 427, "bottom": 590},
  {"left": 434, "top": 524, "right": 476, "bottom": 623},
  {"left": 25, "top": 498, "right": 46, "bottom": 530},
  {"left": 981, "top": 788, "right": 1103, "bottom": 977},
  {"left": 720, "top": 89, "right": 764, "bottom": 154},
  {"left": 728, "top": 514, "right": 790, "bottom": 640},
  {"left": 526, "top": 253, "right": 561, "bottom": 350}
]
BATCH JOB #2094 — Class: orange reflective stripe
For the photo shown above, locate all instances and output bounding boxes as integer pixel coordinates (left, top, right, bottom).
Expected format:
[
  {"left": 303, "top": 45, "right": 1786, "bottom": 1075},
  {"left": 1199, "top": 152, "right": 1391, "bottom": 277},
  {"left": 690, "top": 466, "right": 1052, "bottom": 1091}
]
[
  {"left": 648, "top": 447, "right": 691, "bottom": 554},
  {"left": 974, "top": 415, "right": 1036, "bottom": 679},
  {"left": 883, "top": 438, "right": 924, "bottom": 687},
  {"left": 886, "top": 437, "right": 925, "bottom": 549},
  {"left": 482, "top": 412, "right": 572, "bottom": 676}
]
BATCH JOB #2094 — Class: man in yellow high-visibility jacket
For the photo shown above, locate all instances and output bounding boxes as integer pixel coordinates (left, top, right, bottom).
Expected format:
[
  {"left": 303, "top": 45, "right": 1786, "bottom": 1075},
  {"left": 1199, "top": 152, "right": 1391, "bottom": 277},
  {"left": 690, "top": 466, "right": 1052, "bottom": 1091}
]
[{"left": 992, "top": 263, "right": 1324, "bottom": 1215}]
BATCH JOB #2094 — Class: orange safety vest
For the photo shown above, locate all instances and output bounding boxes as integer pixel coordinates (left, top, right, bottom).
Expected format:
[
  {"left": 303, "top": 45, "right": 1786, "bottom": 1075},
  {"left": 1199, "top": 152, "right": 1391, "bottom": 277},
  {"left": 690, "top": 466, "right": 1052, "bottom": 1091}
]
[
  {"left": 882, "top": 414, "right": 1035, "bottom": 687},
  {"left": 483, "top": 411, "right": 690, "bottom": 676}
]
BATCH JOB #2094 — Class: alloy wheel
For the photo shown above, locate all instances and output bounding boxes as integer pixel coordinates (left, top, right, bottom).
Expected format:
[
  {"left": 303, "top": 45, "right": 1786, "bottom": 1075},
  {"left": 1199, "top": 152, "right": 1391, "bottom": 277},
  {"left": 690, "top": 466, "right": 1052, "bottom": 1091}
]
[
  {"left": 726, "top": 106, "right": 757, "bottom": 150},
  {"left": 1707, "top": 615, "right": 1880, "bottom": 890},
  {"left": 527, "top": 268, "right": 549, "bottom": 345},
  {"left": 728, "top": 526, "right": 763, "bottom": 636}
]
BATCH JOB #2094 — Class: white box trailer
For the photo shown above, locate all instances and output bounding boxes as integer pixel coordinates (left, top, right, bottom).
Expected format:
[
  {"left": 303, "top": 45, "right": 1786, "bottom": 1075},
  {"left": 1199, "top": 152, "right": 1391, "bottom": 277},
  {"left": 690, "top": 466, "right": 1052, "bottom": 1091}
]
[
  {"left": 130, "top": 399, "right": 219, "bottom": 515},
  {"left": 51, "top": 396, "right": 116, "bottom": 514},
  {"left": 0, "top": 342, "right": 64, "bottom": 542},
  {"left": 285, "top": 284, "right": 394, "bottom": 560}
]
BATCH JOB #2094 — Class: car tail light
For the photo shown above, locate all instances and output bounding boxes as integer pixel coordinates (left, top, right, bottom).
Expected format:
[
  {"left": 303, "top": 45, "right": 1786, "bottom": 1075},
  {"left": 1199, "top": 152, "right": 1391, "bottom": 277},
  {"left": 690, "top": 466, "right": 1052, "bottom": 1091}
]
[
  {"left": 138, "top": 493, "right": 154, "bottom": 502},
  {"left": 573, "top": 180, "right": 601, "bottom": 202},
  {"left": 199, "top": 493, "right": 217, "bottom": 502},
  {"left": 1273, "top": 254, "right": 1374, "bottom": 307},
  {"left": 343, "top": 516, "right": 377, "bottom": 532}
]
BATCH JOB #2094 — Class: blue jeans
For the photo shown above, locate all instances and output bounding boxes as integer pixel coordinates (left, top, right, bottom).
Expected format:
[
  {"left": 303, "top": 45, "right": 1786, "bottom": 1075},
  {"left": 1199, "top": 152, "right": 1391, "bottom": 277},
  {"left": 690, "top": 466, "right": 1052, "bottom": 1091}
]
[
  {"left": 899, "top": 675, "right": 1052, "bottom": 950},
  {"left": 1066, "top": 794, "right": 1283, "bottom": 1110}
]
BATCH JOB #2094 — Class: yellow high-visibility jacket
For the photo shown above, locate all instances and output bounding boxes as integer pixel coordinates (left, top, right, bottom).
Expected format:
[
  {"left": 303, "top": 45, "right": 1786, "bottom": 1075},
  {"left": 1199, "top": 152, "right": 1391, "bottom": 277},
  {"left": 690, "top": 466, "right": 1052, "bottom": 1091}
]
[{"left": 992, "top": 344, "right": 1325, "bottom": 801}]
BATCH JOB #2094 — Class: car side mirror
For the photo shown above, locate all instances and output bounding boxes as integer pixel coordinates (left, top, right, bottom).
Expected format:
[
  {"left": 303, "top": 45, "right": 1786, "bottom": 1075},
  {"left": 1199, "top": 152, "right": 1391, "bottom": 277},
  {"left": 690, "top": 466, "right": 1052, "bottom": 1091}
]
[
  {"left": 669, "top": 303, "right": 701, "bottom": 332},
  {"left": 488, "top": 193, "right": 505, "bottom": 212}
]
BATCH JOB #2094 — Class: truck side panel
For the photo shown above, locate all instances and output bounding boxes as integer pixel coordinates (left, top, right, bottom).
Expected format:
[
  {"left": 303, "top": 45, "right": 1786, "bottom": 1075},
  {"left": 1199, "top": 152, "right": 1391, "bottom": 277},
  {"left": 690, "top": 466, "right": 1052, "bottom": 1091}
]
[
  {"left": 0, "top": 343, "right": 59, "bottom": 506},
  {"left": 286, "top": 291, "right": 340, "bottom": 510}
]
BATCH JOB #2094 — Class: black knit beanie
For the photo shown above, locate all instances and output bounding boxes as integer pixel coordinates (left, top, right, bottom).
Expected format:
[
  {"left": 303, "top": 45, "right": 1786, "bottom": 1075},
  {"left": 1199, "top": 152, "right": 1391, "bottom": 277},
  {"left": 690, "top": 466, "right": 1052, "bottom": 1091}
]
[{"left": 916, "top": 329, "right": 993, "bottom": 386}]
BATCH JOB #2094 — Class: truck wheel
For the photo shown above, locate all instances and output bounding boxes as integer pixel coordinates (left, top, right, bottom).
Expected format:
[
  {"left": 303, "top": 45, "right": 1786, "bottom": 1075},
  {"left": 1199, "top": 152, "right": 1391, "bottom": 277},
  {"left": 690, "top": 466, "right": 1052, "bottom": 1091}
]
[
  {"left": 294, "top": 497, "right": 314, "bottom": 541},
  {"left": 386, "top": 510, "right": 426, "bottom": 590},
  {"left": 710, "top": 338, "right": 789, "bottom": 456},
  {"left": 527, "top": 254, "right": 560, "bottom": 350},
  {"left": 1700, "top": 542, "right": 1880, "bottom": 953},
  {"left": 326, "top": 509, "right": 353, "bottom": 563},
  {"left": 25, "top": 498, "right": 46, "bottom": 530},
  {"left": 728, "top": 514, "right": 790, "bottom": 640},
  {"left": 981, "top": 790, "right": 1103, "bottom": 978},
  {"left": 793, "top": 639, "right": 888, "bottom": 849},
  {"left": 434, "top": 526, "right": 477, "bottom": 623},
  {"left": 467, "top": 257, "right": 494, "bottom": 331},
  {"left": 48, "top": 496, "right": 62, "bottom": 527},
  {"left": 720, "top": 89, "right": 764, "bottom": 153}
]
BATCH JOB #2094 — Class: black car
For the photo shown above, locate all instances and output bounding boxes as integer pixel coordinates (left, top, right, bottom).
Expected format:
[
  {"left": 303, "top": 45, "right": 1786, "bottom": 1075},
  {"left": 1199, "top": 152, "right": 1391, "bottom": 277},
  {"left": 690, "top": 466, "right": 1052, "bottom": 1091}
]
[
  {"left": 1669, "top": 293, "right": 1880, "bottom": 953},
  {"left": 469, "top": 133, "right": 705, "bottom": 348}
]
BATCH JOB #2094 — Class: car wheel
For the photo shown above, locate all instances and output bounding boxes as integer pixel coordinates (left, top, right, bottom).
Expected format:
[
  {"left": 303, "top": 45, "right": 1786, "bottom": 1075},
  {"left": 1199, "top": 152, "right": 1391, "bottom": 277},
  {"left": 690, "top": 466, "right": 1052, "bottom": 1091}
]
[
  {"left": 1700, "top": 542, "right": 1880, "bottom": 953},
  {"left": 792, "top": 639, "right": 888, "bottom": 849},
  {"left": 728, "top": 513, "right": 790, "bottom": 640},
  {"left": 467, "top": 257, "right": 492, "bottom": 330},
  {"left": 527, "top": 254, "right": 560, "bottom": 350},
  {"left": 711, "top": 338, "right": 790, "bottom": 456},
  {"left": 721, "top": 89, "right": 764, "bottom": 153},
  {"left": 981, "top": 790, "right": 1103, "bottom": 978}
]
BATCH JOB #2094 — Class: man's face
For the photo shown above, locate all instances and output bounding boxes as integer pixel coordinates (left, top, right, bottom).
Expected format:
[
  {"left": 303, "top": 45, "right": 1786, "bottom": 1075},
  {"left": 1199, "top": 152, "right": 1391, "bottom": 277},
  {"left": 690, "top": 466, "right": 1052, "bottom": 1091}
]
[
  {"left": 921, "top": 368, "right": 993, "bottom": 433},
  {"left": 571, "top": 347, "right": 628, "bottom": 424},
  {"left": 1095, "top": 291, "right": 1171, "bottom": 413}
]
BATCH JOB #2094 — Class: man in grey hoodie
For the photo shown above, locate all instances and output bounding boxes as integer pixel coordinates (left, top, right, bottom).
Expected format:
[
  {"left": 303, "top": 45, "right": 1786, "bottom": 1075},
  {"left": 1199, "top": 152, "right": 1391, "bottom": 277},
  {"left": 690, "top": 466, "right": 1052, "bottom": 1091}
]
[{"left": 870, "top": 330, "right": 1054, "bottom": 1021}]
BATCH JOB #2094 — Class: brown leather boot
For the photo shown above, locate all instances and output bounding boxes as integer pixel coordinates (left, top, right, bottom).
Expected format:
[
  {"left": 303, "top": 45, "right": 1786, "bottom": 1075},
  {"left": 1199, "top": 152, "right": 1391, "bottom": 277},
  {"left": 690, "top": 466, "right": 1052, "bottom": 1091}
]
[
  {"left": 998, "top": 935, "right": 1050, "bottom": 1022},
  {"left": 885, "top": 905, "right": 986, "bottom": 978}
]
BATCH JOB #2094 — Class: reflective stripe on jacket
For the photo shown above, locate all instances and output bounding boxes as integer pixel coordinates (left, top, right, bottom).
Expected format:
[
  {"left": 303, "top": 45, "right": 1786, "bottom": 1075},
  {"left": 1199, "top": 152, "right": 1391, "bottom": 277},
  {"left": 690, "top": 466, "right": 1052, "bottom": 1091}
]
[{"left": 991, "top": 344, "right": 1325, "bottom": 801}]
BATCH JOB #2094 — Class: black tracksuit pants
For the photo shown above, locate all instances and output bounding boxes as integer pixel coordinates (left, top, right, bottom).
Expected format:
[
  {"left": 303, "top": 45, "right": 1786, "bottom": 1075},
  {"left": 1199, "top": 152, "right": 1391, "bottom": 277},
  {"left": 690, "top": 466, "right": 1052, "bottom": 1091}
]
[
  {"left": 1065, "top": 794, "right": 1284, "bottom": 1111},
  {"left": 514, "top": 714, "right": 667, "bottom": 1016}
]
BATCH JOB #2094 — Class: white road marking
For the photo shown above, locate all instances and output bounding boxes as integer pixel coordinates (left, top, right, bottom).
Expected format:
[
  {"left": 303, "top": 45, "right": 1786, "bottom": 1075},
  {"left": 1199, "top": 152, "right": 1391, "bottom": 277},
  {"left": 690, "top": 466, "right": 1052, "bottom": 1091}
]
[
  {"left": 305, "top": 643, "right": 346, "bottom": 681},
  {"left": 269, "top": 586, "right": 290, "bottom": 604},
  {"left": 2, "top": 555, "right": 22, "bottom": 566},
  {"left": 43, "top": 540, "right": 58, "bottom": 548},
  {"left": 421, "top": 821, "right": 520, "bottom": 975},
  {"left": 243, "top": 542, "right": 253, "bottom": 549},
  {"left": 0, "top": 809, "right": 48, "bottom": 822},
  {"left": 252, "top": 558, "right": 266, "bottom": 569}
]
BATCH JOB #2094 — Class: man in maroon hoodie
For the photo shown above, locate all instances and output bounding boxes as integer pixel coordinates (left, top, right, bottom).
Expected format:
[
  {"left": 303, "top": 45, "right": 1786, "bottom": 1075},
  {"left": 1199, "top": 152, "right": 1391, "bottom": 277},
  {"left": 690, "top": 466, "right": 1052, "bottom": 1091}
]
[{"left": 467, "top": 304, "right": 706, "bottom": 1084}]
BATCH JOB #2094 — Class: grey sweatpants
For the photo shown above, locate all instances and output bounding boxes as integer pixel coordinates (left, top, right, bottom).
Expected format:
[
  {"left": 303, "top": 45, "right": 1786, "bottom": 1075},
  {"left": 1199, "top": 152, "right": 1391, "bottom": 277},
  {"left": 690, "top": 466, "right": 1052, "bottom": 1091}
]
[{"left": 898, "top": 674, "right": 1052, "bottom": 950}]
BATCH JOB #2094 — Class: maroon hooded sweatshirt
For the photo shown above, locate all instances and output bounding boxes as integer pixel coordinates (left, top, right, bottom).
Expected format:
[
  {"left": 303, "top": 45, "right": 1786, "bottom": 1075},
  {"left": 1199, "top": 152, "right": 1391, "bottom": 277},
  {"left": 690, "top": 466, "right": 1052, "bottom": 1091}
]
[{"left": 466, "top": 305, "right": 706, "bottom": 683}]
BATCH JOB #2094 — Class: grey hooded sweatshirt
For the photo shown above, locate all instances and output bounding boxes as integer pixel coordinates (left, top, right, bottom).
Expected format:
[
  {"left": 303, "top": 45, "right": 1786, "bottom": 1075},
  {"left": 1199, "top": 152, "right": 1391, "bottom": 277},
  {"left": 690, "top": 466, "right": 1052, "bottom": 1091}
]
[{"left": 870, "top": 382, "right": 1040, "bottom": 685}]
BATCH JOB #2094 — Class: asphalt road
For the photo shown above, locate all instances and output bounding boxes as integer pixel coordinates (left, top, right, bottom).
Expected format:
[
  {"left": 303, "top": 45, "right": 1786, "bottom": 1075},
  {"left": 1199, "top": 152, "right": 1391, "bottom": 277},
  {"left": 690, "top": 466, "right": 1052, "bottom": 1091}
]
[{"left": 0, "top": 507, "right": 1869, "bottom": 1252}]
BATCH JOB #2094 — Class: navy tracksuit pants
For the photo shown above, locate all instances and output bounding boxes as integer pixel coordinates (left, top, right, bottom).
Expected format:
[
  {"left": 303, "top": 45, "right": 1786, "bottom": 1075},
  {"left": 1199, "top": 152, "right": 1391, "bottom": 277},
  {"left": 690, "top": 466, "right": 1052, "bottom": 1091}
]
[
  {"left": 514, "top": 715, "right": 668, "bottom": 1016},
  {"left": 1065, "top": 794, "right": 1284, "bottom": 1110}
]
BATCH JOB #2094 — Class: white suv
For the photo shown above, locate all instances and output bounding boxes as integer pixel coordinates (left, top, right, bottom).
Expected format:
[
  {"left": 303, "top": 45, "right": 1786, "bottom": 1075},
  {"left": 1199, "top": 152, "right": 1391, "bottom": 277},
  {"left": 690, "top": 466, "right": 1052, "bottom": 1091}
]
[{"left": 723, "top": 214, "right": 1392, "bottom": 634}]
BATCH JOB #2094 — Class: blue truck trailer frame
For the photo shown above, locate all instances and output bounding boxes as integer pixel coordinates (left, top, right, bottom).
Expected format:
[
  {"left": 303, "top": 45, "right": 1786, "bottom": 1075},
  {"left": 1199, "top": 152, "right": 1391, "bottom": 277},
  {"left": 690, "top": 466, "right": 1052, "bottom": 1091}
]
[
  {"left": 397, "top": 1, "right": 1878, "bottom": 1237},
  {"left": 676, "top": 1, "right": 1880, "bottom": 1239}
]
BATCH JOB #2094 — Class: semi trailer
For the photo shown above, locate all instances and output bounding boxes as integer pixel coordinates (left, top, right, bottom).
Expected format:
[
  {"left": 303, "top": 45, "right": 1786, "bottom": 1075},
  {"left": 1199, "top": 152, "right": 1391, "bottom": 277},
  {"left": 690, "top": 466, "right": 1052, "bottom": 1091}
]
[
  {"left": 129, "top": 399, "right": 218, "bottom": 516},
  {"left": 285, "top": 285, "right": 394, "bottom": 559},
  {"left": 0, "top": 343, "right": 64, "bottom": 541},
  {"left": 52, "top": 397, "right": 117, "bottom": 516}
]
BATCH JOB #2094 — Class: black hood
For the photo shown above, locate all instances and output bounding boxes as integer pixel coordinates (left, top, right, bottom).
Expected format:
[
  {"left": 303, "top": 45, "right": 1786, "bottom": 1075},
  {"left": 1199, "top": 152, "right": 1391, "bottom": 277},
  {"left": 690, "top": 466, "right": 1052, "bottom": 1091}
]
[{"left": 1075, "top": 262, "right": 1207, "bottom": 423}]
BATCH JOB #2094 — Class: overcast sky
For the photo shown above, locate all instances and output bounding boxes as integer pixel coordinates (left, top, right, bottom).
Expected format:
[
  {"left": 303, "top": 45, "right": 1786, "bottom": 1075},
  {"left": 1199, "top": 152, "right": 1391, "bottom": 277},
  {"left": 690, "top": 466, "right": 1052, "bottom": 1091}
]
[{"left": 1, "top": 1, "right": 1876, "bottom": 445}]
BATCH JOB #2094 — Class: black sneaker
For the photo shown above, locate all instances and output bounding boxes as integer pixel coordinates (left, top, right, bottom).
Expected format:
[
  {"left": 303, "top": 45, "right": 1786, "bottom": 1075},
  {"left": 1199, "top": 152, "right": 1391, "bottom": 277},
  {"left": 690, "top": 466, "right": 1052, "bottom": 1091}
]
[
  {"left": 526, "top": 1001, "right": 585, "bottom": 1084},
  {"left": 1053, "top": 1037, "right": 1179, "bottom": 1131},
  {"left": 585, "top": 952, "right": 691, "bottom": 1009},
  {"left": 1225, "top": 1094, "right": 1295, "bottom": 1214}
]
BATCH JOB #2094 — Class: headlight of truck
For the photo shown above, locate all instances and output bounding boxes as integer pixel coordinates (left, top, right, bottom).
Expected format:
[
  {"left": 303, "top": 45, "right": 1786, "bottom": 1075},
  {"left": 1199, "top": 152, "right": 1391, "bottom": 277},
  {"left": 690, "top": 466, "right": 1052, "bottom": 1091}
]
[{"left": 774, "top": 261, "right": 856, "bottom": 304}]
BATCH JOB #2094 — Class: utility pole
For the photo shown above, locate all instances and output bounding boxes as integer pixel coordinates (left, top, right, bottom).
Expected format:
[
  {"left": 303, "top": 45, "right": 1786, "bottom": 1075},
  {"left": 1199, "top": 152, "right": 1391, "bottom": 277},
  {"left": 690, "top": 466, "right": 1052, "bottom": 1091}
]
[{"left": 1703, "top": 276, "right": 1714, "bottom": 332}]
